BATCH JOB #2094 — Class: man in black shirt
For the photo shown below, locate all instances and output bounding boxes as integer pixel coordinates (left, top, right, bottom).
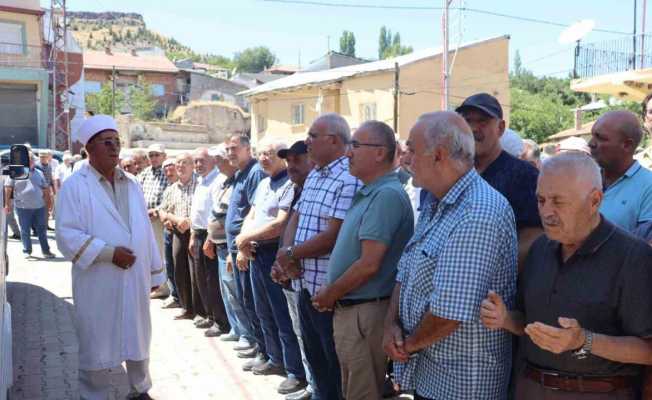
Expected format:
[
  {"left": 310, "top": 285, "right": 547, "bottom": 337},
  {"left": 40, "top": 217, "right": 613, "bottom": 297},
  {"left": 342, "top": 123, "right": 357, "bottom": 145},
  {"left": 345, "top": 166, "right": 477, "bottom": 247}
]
[
  {"left": 481, "top": 152, "right": 652, "bottom": 399},
  {"left": 456, "top": 93, "right": 542, "bottom": 270}
]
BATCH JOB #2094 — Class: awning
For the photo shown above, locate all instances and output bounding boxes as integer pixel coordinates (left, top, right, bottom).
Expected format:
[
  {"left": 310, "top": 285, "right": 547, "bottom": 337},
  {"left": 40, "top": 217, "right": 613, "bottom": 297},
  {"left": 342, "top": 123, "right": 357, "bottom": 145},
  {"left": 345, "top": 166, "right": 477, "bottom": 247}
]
[{"left": 571, "top": 68, "right": 652, "bottom": 101}]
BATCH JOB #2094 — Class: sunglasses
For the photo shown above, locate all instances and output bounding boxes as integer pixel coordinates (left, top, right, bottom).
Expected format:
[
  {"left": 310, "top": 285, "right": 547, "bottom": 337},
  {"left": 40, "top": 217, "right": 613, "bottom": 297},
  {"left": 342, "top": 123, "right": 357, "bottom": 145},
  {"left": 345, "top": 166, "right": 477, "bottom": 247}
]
[{"left": 349, "top": 140, "right": 386, "bottom": 149}]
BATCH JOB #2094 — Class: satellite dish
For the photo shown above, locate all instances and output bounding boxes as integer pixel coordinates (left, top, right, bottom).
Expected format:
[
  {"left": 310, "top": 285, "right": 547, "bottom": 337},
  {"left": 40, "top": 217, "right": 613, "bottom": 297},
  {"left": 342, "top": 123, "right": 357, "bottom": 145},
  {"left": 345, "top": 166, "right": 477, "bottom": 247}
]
[{"left": 559, "top": 19, "right": 595, "bottom": 44}]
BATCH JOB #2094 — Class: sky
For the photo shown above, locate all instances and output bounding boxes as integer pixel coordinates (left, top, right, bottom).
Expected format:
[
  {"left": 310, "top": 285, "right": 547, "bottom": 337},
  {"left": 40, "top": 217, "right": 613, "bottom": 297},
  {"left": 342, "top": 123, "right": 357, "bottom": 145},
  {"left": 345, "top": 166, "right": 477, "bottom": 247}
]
[{"left": 44, "top": 0, "right": 644, "bottom": 77}]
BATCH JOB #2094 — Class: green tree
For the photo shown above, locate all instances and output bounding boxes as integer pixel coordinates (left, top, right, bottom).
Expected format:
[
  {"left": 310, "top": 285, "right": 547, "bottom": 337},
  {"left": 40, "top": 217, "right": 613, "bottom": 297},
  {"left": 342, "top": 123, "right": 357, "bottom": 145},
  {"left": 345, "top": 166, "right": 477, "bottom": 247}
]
[
  {"left": 513, "top": 50, "right": 523, "bottom": 76},
  {"left": 234, "top": 47, "right": 277, "bottom": 73},
  {"left": 339, "top": 31, "right": 356, "bottom": 57},
  {"left": 379, "top": 26, "right": 391, "bottom": 59},
  {"left": 378, "top": 27, "right": 412, "bottom": 59},
  {"left": 129, "top": 78, "right": 157, "bottom": 121},
  {"left": 86, "top": 82, "right": 125, "bottom": 116}
]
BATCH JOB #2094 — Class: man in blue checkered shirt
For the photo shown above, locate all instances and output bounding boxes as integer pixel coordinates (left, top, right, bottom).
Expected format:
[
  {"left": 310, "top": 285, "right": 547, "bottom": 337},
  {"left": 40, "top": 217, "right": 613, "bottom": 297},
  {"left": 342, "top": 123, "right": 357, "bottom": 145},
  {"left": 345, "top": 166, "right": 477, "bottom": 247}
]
[
  {"left": 383, "top": 112, "right": 518, "bottom": 400},
  {"left": 276, "top": 113, "right": 362, "bottom": 400}
]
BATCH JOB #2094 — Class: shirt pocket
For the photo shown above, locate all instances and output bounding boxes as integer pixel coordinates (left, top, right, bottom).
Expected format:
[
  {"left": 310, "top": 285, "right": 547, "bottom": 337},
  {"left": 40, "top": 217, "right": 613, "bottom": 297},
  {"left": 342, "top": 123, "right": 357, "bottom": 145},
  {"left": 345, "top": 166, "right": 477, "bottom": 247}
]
[{"left": 411, "top": 246, "right": 440, "bottom": 297}]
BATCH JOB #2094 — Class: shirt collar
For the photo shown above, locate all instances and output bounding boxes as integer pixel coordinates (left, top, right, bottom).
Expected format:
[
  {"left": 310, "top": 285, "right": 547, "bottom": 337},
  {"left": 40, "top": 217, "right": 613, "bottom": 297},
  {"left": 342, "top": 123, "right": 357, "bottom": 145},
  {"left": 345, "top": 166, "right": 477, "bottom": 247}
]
[
  {"left": 270, "top": 169, "right": 288, "bottom": 182},
  {"left": 359, "top": 171, "right": 398, "bottom": 196},
  {"left": 547, "top": 215, "right": 616, "bottom": 258},
  {"left": 436, "top": 168, "right": 478, "bottom": 207},
  {"left": 88, "top": 164, "right": 127, "bottom": 182},
  {"left": 198, "top": 167, "right": 218, "bottom": 184},
  {"left": 316, "top": 156, "right": 347, "bottom": 177},
  {"left": 605, "top": 161, "right": 641, "bottom": 190}
]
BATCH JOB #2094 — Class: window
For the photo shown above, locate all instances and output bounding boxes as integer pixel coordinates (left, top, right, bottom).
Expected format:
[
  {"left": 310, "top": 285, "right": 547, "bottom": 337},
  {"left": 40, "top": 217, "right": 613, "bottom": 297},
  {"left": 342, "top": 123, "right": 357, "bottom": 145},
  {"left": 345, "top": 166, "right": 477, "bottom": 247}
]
[
  {"left": 0, "top": 21, "right": 25, "bottom": 55},
  {"left": 291, "top": 103, "right": 305, "bottom": 125},
  {"left": 85, "top": 81, "right": 102, "bottom": 94},
  {"left": 151, "top": 84, "right": 165, "bottom": 97},
  {"left": 360, "top": 103, "right": 377, "bottom": 122},
  {"left": 257, "top": 115, "right": 266, "bottom": 134}
]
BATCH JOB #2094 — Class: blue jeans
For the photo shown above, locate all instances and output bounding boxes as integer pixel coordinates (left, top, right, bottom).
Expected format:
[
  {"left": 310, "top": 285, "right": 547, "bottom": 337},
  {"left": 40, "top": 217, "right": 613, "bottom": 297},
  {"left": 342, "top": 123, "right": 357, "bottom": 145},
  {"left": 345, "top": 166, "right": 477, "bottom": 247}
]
[
  {"left": 164, "top": 229, "right": 177, "bottom": 301},
  {"left": 217, "top": 245, "right": 247, "bottom": 337},
  {"left": 299, "top": 289, "right": 342, "bottom": 400},
  {"left": 250, "top": 243, "right": 304, "bottom": 377},
  {"left": 231, "top": 252, "right": 266, "bottom": 353},
  {"left": 16, "top": 207, "right": 50, "bottom": 255},
  {"left": 284, "top": 288, "right": 315, "bottom": 389}
]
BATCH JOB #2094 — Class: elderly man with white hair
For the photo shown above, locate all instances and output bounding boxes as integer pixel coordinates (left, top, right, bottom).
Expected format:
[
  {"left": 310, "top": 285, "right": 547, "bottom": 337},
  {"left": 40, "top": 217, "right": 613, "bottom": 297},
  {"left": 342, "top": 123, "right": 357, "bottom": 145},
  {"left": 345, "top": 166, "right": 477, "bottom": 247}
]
[
  {"left": 481, "top": 152, "right": 652, "bottom": 399},
  {"left": 234, "top": 138, "right": 307, "bottom": 393},
  {"left": 383, "top": 111, "right": 518, "bottom": 400},
  {"left": 56, "top": 115, "right": 165, "bottom": 400}
]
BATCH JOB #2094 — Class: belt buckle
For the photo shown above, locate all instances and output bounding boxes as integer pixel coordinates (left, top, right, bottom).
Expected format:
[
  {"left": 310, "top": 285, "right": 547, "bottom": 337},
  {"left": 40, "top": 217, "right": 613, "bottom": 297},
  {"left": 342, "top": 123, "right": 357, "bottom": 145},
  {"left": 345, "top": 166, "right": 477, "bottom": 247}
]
[{"left": 540, "top": 371, "right": 561, "bottom": 391}]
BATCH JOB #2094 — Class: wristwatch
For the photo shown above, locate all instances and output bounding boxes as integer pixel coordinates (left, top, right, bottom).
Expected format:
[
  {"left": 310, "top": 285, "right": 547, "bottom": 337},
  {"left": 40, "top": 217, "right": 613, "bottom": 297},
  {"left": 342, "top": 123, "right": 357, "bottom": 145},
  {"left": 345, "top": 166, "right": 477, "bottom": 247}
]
[
  {"left": 285, "top": 246, "right": 295, "bottom": 260},
  {"left": 572, "top": 329, "right": 593, "bottom": 360}
]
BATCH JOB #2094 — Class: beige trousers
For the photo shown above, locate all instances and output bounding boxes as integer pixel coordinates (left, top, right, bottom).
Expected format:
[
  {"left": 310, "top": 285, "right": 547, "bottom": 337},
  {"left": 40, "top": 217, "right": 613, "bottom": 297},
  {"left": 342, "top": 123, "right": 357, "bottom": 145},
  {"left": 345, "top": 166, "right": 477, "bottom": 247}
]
[{"left": 333, "top": 299, "right": 389, "bottom": 400}]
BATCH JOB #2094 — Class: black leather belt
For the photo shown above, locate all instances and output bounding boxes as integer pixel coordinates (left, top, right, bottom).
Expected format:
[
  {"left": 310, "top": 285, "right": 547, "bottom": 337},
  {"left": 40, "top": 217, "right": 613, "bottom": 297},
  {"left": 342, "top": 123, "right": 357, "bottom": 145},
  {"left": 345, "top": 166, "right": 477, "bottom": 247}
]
[
  {"left": 335, "top": 296, "right": 390, "bottom": 308},
  {"left": 192, "top": 228, "right": 207, "bottom": 235},
  {"left": 525, "top": 365, "right": 636, "bottom": 393}
]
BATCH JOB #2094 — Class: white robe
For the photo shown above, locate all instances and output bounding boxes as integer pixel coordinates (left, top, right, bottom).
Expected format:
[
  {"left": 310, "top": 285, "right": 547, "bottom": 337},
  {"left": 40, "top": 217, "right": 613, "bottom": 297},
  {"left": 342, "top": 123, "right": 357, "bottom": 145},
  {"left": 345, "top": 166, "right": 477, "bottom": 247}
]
[{"left": 55, "top": 163, "right": 165, "bottom": 371}]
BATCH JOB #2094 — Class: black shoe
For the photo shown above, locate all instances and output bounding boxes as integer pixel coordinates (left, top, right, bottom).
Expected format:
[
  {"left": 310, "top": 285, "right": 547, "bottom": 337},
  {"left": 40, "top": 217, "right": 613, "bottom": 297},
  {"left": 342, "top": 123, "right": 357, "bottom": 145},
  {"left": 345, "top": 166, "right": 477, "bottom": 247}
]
[
  {"left": 252, "top": 360, "right": 285, "bottom": 376},
  {"left": 278, "top": 376, "right": 308, "bottom": 394},
  {"left": 42, "top": 252, "right": 56, "bottom": 259},
  {"left": 129, "top": 392, "right": 154, "bottom": 400},
  {"left": 195, "top": 319, "right": 213, "bottom": 329},
  {"left": 237, "top": 346, "right": 259, "bottom": 358},
  {"left": 204, "top": 324, "right": 223, "bottom": 337},
  {"left": 47, "top": 225, "right": 55, "bottom": 231},
  {"left": 162, "top": 299, "right": 181, "bottom": 309},
  {"left": 10, "top": 233, "right": 20, "bottom": 240},
  {"left": 242, "top": 353, "right": 267, "bottom": 371}
]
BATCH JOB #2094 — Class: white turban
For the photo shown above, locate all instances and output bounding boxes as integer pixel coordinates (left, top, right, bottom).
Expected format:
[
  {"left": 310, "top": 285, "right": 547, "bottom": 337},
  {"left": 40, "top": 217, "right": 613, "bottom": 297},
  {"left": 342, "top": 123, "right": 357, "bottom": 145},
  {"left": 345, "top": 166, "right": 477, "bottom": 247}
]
[
  {"left": 500, "top": 128, "right": 524, "bottom": 158},
  {"left": 75, "top": 115, "right": 118, "bottom": 145}
]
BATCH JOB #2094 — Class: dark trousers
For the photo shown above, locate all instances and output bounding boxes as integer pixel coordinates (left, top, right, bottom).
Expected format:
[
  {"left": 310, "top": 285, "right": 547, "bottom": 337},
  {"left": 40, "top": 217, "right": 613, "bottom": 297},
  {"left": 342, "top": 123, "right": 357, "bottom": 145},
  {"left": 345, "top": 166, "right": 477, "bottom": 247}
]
[
  {"left": 164, "top": 229, "right": 177, "bottom": 301},
  {"left": 16, "top": 207, "right": 49, "bottom": 255},
  {"left": 172, "top": 231, "right": 199, "bottom": 315},
  {"left": 514, "top": 373, "right": 637, "bottom": 400},
  {"left": 191, "top": 230, "right": 229, "bottom": 329},
  {"left": 250, "top": 243, "right": 304, "bottom": 377},
  {"left": 298, "top": 289, "right": 342, "bottom": 400},
  {"left": 231, "top": 251, "right": 266, "bottom": 354}
]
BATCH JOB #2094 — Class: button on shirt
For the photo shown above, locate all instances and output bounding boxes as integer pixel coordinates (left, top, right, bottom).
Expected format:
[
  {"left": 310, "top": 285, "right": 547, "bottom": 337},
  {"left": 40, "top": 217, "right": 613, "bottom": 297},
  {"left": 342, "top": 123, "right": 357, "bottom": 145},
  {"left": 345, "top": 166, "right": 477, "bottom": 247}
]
[
  {"left": 293, "top": 156, "right": 362, "bottom": 295},
  {"left": 251, "top": 170, "right": 294, "bottom": 231},
  {"left": 327, "top": 172, "right": 414, "bottom": 299},
  {"left": 225, "top": 159, "right": 267, "bottom": 251},
  {"left": 5, "top": 168, "right": 48, "bottom": 209},
  {"left": 159, "top": 175, "right": 198, "bottom": 219},
  {"left": 190, "top": 168, "right": 219, "bottom": 230},
  {"left": 600, "top": 161, "right": 652, "bottom": 233},
  {"left": 518, "top": 217, "right": 652, "bottom": 377},
  {"left": 394, "top": 169, "right": 518, "bottom": 400},
  {"left": 138, "top": 166, "right": 170, "bottom": 209}
]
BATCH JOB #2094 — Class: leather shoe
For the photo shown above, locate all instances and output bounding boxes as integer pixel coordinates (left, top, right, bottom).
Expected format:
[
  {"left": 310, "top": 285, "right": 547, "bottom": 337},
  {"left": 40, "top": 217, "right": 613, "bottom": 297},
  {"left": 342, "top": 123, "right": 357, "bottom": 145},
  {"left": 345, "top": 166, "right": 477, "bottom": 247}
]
[
  {"left": 252, "top": 360, "right": 285, "bottom": 376},
  {"left": 220, "top": 333, "right": 239, "bottom": 342},
  {"left": 233, "top": 340, "right": 254, "bottom": 351},
  {"left": 285, "top": 388, "right": 312, "bottom": 400},
  {"left": 277, "top": 376, "right": 307, "bottom": 394},
  {"left": 195, "top": 319, "right": 213, "bottom": 329},
  {"left": 162, "top": 299, "right": 181, "bottom": 309},
  {"left": 150, "top": 285, "right": 170, "bottom": 300},
  {"left": 204, "top": 324, "right": 224, "bottom": 337},
  {"left": 237, "top": 346, "right": 258, "bottom": 358},
  {"left": 174, "top": 311, "right": 195, "bottom": 320},
  {"left": 242, "top": 353, "right": 267, "bottom": 371}
]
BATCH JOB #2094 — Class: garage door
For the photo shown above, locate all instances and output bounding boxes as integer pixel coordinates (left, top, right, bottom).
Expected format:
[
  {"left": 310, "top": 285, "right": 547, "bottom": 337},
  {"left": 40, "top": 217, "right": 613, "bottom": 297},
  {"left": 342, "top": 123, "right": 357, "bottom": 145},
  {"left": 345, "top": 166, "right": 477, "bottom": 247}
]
[{"left": 0, "top": 84, "right": 38, "bottom": 146}]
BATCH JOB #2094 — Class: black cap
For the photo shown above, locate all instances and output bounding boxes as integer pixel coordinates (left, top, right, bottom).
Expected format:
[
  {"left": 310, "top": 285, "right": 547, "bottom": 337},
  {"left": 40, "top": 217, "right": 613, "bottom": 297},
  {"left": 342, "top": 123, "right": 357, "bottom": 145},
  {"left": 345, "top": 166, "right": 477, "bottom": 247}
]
[
  {"left": 455, "top": 93, "right": 503, "bottom": 120},
  {"left": 277, "top": 140, "right": 308, "bottom": 159}
]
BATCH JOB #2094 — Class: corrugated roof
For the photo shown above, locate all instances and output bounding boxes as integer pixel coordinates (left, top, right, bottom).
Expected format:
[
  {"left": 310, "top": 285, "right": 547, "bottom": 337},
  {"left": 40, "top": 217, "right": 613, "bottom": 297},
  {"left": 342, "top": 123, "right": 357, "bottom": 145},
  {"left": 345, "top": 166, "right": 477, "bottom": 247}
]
[
  {"left": 242, "top": 35, "right": 509, "bottom": 97},
  {"left": 84, "top": 50, "right": 178, "bottom": 73}
]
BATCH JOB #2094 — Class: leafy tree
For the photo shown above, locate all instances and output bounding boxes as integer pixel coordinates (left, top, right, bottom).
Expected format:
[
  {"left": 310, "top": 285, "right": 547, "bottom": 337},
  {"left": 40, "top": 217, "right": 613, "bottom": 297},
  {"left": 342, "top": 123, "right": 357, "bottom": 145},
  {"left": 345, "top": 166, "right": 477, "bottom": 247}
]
[
  {"left": 513, "top": 50, "right": 522, "bottom": 76},
  {"left": 510, "top": 88, "right": 573, "bottom": 143},
  {"left": 378, "top": 27, "right": 412, "bottom": 59},
  {"left": 379, "top": 26, "right": 391, "bottom": 59},
  {"left": 339, "top": 31, "right": 356, "bottom": 57},
  {"left": 86, "top": 82, "right": 125, "bottom": 116},
  {"left": 129, "top": 78, "right": 157, "bottom": 121},
  {"left": 234, "top": 46, "right": 277, "bottom": 73}
]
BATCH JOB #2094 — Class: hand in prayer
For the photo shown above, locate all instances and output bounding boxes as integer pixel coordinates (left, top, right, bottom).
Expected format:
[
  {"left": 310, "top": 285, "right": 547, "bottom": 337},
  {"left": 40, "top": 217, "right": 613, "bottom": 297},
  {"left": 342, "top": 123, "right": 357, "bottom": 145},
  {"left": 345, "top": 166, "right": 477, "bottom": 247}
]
[
  {"left": 383, "top": 322, "right": 409, "bottom": 363},
  {"left": 311, "top": 287, "right": 336, "bottom": 312},
  {"left": 525, "top": 317, "right": 585, "bottom": 354},
  {"left": 236, "top": 251, "right": 249, "bottom": 271},
  {"left": 203, "top": 240, "right": 215, "bottom": 259},
  {"left": 480, "top": 291, "right": 508, "bottom": 330},
  {"left": 113, "top": 247, "right": 136, "bottom": 269}
]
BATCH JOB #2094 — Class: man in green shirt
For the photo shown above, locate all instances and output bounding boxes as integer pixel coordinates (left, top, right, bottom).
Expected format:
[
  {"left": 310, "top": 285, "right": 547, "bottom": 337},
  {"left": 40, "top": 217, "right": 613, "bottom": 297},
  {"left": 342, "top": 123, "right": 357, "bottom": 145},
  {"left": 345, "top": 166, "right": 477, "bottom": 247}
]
[{"left": 312, "top": 120, "right": 414, "bottom": 400}]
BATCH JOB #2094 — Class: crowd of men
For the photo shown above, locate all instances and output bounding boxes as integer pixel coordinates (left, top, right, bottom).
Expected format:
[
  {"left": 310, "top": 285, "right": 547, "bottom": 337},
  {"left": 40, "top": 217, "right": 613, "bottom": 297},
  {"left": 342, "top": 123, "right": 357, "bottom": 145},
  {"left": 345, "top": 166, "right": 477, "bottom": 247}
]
[{"left": 13, "top": 90, "right": 649, "bottom": 400}]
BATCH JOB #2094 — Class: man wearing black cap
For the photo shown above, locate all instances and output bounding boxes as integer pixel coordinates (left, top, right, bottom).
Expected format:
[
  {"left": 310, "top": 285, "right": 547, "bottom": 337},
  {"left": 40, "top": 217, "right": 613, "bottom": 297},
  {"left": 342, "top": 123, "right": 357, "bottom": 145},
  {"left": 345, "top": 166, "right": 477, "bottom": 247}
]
[{"left": 456, "top": 93, "right": 542, "bottom": 270}]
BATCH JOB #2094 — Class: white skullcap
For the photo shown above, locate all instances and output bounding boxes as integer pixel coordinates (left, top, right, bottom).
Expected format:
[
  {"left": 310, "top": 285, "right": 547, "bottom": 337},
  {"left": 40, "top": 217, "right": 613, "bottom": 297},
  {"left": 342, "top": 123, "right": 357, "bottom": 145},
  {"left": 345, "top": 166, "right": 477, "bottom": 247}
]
[
  {"left": 75, "top": 115, "right": 118, "bottom": 145},
  {"left": 208, "top": 144, "right": 227, "bottom": 159},
  {"left": 558, "top": 136, "right": 591, "bottom": 155},
  {"left": 500, "top": 128, "right": 524, "bottom": 158},
  {"left": 162, "top": 158, "right": 175, "bottom": 167},
  {"left": 147, "top": 143, "right": 166, "bottom": 154},
  {"left": 39, "top": 149, "right": 52, "bottom": 156}
]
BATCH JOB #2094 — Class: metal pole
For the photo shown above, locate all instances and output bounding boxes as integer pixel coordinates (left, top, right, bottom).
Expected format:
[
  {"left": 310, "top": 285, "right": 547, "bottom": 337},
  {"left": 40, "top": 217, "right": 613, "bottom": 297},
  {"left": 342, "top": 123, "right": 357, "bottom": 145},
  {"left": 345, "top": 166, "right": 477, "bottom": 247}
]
[
  {"left": 63, "top": 0, "right": 70, "bottom": 150},
  {"left": 634, "top": 0, "right": 638, "bottom": 69},
  {"left": 393, "top": 62, "right": 399, "bottom": 133},
  {"left": 442, "top": 0, "right": 449, "bottom": 110},
  {"left": 642, "top": 0, "right": 648, "bottom": 67},
  {"left": 112, "top": 66, "right": 116, "bottom": 117}
]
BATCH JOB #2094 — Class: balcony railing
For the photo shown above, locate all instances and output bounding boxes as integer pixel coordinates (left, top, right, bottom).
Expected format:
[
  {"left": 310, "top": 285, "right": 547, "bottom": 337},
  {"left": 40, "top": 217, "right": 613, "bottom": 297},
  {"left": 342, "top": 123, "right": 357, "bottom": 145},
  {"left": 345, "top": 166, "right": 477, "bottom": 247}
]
[
  {"left": 0, "top": 41, "right": 45, "bottom": 70},
  {"left": 575, "top": 33, "right": 652, "bottom": 79}
]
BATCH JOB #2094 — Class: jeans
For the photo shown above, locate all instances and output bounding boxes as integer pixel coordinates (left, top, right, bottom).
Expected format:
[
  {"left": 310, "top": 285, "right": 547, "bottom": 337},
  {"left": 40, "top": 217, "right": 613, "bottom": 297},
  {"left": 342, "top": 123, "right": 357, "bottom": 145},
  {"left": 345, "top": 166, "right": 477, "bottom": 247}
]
[
  {"left": 164, "top": 229, "right": 178, "bottom": 301},
  {"left": 250, "top": 243, "right": 304, "bottom": 377},
  {"left": 298, "top": 289, "right": 342, "bottom": 400},
  {"left": 284, "top": 288, "right": 315, "bottom": 389},
  {"left": 231, "top": 251, "right": 265, "bottom": 353},
  {"left": 16, "top": 207, "right": 50, "bottom": 255},
  {"left": 217, "top": 245, "right": 247, "bottom": 337}
]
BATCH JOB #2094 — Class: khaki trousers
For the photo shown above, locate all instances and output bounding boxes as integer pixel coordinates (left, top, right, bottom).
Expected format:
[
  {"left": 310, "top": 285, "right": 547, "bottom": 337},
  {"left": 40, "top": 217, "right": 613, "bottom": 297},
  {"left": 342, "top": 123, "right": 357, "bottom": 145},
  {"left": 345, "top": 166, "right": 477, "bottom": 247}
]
[{"left": 333, "top": 299, "right": 389, "bottom": 400}]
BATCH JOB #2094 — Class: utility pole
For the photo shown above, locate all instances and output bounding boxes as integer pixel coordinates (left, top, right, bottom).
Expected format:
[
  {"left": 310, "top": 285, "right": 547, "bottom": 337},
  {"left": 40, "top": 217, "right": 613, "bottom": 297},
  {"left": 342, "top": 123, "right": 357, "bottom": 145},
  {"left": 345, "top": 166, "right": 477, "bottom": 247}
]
[
  {"left": 393, "top": 62, "right": 399, "bottom": 133},
  {"left": 642, "top": 0, "right": 648, "bottom": 67},
  {"left": 50, "top": 0, "right": 70, "bottom": 150},
  {"left": 634, "top": 0, "right": 638, "bottom": 69},
  {"left": 112, "top": 66, "right": 116, "bottom": 118},
  {"left": 441, "top": 0, "right": 452, "bottom": 110}
]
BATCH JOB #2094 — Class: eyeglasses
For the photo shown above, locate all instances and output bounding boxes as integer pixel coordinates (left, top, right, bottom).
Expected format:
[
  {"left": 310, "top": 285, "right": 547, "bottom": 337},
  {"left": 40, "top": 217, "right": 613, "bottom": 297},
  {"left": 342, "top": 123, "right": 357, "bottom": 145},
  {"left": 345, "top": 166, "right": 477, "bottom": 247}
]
[
  {"left": 307, "top": 131, "right": 336, "bottom": 140},
  {"left": 349, "top": 140, "right": 387, "bottom": 149}
]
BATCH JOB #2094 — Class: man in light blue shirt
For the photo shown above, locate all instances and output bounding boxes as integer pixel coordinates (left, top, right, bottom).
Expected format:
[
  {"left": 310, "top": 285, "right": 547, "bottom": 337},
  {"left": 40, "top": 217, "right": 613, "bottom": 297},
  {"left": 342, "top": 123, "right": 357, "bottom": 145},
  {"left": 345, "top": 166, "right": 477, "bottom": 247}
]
[{"left": 589, "top": 111, "right": 652, "bottom": 238}]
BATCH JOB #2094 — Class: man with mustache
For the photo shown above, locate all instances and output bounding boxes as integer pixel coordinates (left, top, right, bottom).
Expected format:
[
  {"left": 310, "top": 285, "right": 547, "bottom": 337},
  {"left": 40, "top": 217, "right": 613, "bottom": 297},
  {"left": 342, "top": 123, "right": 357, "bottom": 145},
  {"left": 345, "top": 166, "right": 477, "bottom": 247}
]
[{"left": 481, "top": 152, "right": 652, "bottom": 399}]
